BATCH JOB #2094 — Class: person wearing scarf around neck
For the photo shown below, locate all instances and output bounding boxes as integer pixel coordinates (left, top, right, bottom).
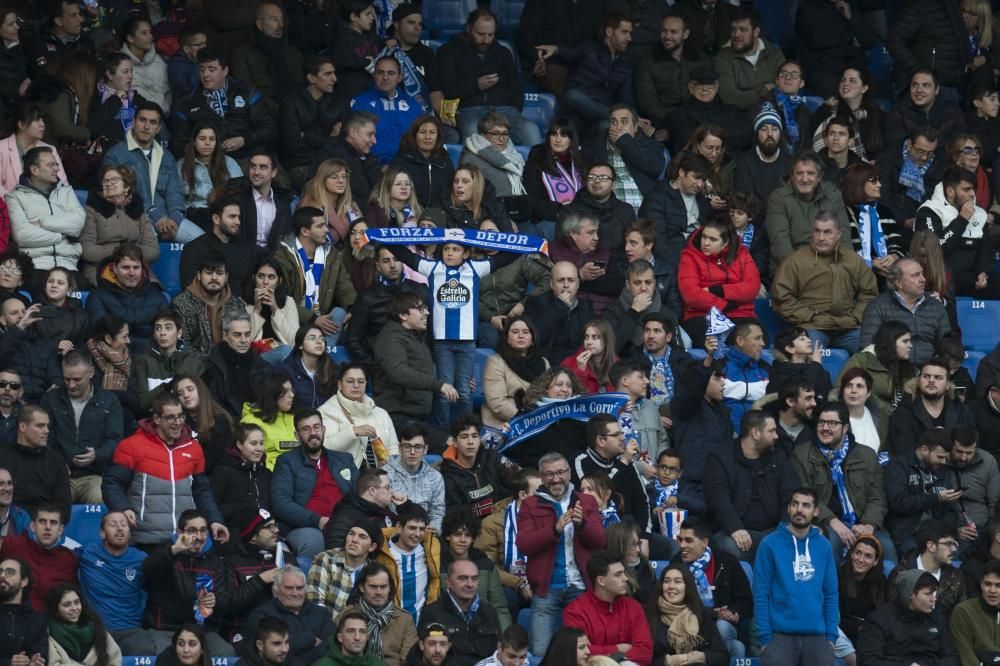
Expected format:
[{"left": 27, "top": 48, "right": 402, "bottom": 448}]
[
  {"left": 343, "top": 562, "right": 417, "bottom": 666},
  {"left": 89, "top": 53, "right": 147, "bottom": 151},
  {"left": 481, "top": 316, "right": 550, "bottom": 429},
  {"left": 643, "top": 562, "right": 729, "bottom": 665},
  {"left": 46, "top": 583, "right": 122, "bottom": 666}
]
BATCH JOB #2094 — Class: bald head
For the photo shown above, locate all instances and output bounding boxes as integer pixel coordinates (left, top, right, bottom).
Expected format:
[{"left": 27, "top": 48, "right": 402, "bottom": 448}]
[{"left": 550, "top": 261, "right": 580, "bottom": 301}]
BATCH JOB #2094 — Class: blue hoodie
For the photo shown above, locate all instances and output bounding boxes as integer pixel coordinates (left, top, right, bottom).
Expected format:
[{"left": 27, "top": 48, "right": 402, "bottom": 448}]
[
  {"left": 77, "top": 541, "right": 148, "bottom": 631},
  {"left": 752, "top": 522, "right": 839, "bottom": 645}
]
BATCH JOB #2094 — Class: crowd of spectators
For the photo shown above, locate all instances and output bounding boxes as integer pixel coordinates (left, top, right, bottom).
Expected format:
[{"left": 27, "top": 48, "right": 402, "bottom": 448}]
[{"left": 3, "top": 1, "right": 1000, "bottom": 666}]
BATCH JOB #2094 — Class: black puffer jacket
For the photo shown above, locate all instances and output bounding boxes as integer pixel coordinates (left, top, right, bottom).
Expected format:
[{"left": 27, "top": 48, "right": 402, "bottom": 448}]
[
  {"left": 278, "top": 87, "right": 346, "bottom": 171},
  {"left": 0, "top": 602, "right": 48, "bottom": 664},
  {"left": 344, "top": 278, "right": 428, "bottom": 374},
  {"left": 84, "top": 259, "right": 167, "bottom": 353},
  {"left": 393, "top": 150, "right": 455, "bottom": 209},
  {"left": 440, "top": 447, "right": 513, "bottom": 519},
  {"left": 0, "top": 325, "right": 61, "bottom": 403},
  {"left": 886, "top": 0, "right": 969, "bottom": 88},
  {"left": 210, "top": 445, "right": 272, "bottom": 536}
]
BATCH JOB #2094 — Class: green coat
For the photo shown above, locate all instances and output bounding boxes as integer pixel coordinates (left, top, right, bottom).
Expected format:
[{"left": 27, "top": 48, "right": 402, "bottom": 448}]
[
  {"left": 312, "top": 640, "right": 388, "bottom": 666},
  {"left": 790, "top": 435, "right": 887, "bottom": 529},
  {"left": 273, "top": 233, "right": 358, "bottom": 325}
]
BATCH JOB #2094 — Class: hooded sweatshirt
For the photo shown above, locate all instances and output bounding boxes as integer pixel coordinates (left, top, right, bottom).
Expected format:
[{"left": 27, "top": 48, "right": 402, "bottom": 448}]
[{"left": 752, "top": 522, "right": 839, "bottom": 645}]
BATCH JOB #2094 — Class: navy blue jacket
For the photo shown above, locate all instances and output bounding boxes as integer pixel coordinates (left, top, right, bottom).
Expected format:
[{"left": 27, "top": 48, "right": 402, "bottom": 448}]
[{"left": 270, "top": 445, "right": 358, "bottom": 530}]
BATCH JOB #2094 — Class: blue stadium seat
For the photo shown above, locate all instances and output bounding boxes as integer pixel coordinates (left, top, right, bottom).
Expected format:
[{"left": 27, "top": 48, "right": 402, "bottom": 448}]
[
  {"left": 123, "top": 657, "right": 156, "bottom": 666},
  {"left": 473, "top": 347, "right": 495, "bottom": 409},
  {"left": 445, "top": 144, "right": 462, "bottom": 169},
  {"left": 964, "top": 350, "right": 985, "bottom": 381},
  {"left": 819, "top": 348, "right": 850, "bottom": 382},
  {"left": 740, "top": 560, "right": 753, "bottom": 587},
  {"left": 756, "top": 0, "right": 797, "bottom": 50},
  {"left": 523, "top": 92, "right": 558, "bottom": 139},
  {"left": 152, "top": 241, "right": 184, "bottom": 297},
  {"left": 65, "top": 503, "right": 107, "bottom": 548},
  {"left": 754, "top": 298, "right": 788, "bottom": 343},
  {"left": 495, "top": 0, "right": 525, "bottom": 37},
  {"left": 804, "top": 96, "right": 825, "bottom": 112},
  {"left": 867, "top": 45, "right": 894, "bottom": 98},
  {"left": 422, "top": 0, "right": 479, "bottom": 37},
  {"left": 956, "top": 297, "right": 1000, "bottom": 352}
]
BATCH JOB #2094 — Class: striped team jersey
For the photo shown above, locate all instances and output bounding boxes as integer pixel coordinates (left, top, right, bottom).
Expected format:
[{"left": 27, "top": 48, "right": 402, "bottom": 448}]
[
  {"left": 416, "top": 257, "right": 492, "bottom": 341},
  {"left": 389, "top": 539, "right": 428, "bottom": 622}
]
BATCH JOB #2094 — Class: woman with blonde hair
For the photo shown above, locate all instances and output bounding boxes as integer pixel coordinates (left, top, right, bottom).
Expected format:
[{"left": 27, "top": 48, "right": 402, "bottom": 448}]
[
  {"left": 561, "top": 320, "right": 617, "bottom": 394},
  {"left": 299, "top": 158, "right": 362, "bottom": 245},
  {"left": 434, "top": 165, "right": 511, "bottom": 231},
  {"left": 366, "top": 165, "right": 423, "bottom": 228}
]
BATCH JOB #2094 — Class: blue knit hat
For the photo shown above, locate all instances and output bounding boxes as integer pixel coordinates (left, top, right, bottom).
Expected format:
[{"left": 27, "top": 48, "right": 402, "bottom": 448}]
[{"left": 754, "top": 102, "right": 783, "bottom": 133}]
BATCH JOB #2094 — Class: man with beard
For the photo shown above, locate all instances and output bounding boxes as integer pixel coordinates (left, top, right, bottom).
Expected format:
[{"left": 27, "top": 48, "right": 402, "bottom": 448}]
[
  {"left": 765, "top": 152, "right": 852, "bottom": 274},
  {"left": 889, "top": 358, "right": 975, "bottom": 456},
  {"left": 733, "top": 105, "right": 794, "bottom": 213},
  {"left": 884, "top": 429, "right": 963, "bottom": 554},
  {"left": 0, "top": 370, "right": 21, "bottom": 443},
  {"left": 789, "top": 402, "right": 892, "bottom": 561},
  {"left": 703, "top": 411, "right": 800, "bottom": 561},
  {"left": 664, "top": 64, "right": 751, "bottom": 153},
  {"left": 879, "top": 125, "right": 945, "bottom": 225},
  {"left": 77, "top": 511, "right": 152, "bottom": 655},
  {"left": 345, "top": 246, "right": 428, "bottom": 375},
  {"left": 0, "top": 556, "right": 46, "bottom": 666},
  {"left": 0, "top": 503, "right": 77, "bottom": 611},
  {"left": 246, "top": 565, "right": 333, "bottom": 665},
  {"left": 753, "top": 488, "right": 839, "bottom": 666},
  {"left": 272, "top": 410, "right": 358, "bottom": 574},
  {"left": 772, "top": 214, "right": 878, "bottom": 354},
  {"left": 86, "top": 243, "right": 169, "bottom": 353},
  {"left": 102, "top": 393, "right": 229, "bottom": 547},
  {"left": 635, "top": 12, "right": 703, "bottom": 134},
  {"left": 221, "top": 150, "right": 294, "bottom": 254},
  {"left": 179, "top": 197, "right": 256, "bottom": 299},
  {"left": 143, "top": 509, "right": 264, "bottom": 656},
  {"left": 516, "top": 452, "right": 606, "bottom": 656},
  {"left": 171, "top": 253, "right": 249, "bottom": 359},
  {"left": 238, "top": 617, "right": 293, "bottom": 666},
  {"left": 280, "top": 55, "right": 345, "bottom": 190},
  {"left": 0, "top": 467, "right": 28, "bottom": 539},
  {"left": 201, "top": 310, "right": 270, "bottom": 418},
  {"left": 230, "top": 2, "right": 305, "bottom": 116},
  {"left": 714, "top": 8, "right": 785, "bottom": 111},
  {"left": 274, "top": 207, "right": 356, "bottom": 352},
  {"left": 343, "top": 562, "right": 419, "bottom": 666}
]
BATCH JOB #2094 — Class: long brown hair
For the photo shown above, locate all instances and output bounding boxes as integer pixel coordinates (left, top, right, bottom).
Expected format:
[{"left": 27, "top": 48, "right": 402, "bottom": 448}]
[{"left": 181, "top": 121, "right": 231, "bottom": 197}]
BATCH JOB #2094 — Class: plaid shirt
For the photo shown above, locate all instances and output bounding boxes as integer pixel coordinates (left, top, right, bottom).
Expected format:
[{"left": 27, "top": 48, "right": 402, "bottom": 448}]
[{"left": 305, "top": 548, "right": 360, "bottom": 619}]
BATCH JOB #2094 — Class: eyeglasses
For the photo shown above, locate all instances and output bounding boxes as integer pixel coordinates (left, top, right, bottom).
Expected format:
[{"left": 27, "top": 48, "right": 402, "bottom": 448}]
[
  {"left": 816, "top": 419, "right": 844, "bottom": 428},
  {"left": 540, "top": 469, "right": 570, "bottom": 480},
  {"left": 587, "top": 175, "right": 613, "bottom": 182},
  {"left": 960, "top": 145, "right": 982, "bottom": 155},
  {"left": 0, "top": 381, "right": 21, "bottom": 390},
  {"left": 400, "top": 443, "right": 426, "bottom": 452},
  {"left": 777, "top": 71, "right": 802, "bottom": 80},
  {"left": 657, "top": 464, "right": 681, "bottom": 473}
]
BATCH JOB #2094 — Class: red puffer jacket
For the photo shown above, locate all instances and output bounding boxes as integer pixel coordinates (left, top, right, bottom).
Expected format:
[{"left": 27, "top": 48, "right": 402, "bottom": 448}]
[{"left": 677, "top": 226, "right": 761, "bottom": 322}]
